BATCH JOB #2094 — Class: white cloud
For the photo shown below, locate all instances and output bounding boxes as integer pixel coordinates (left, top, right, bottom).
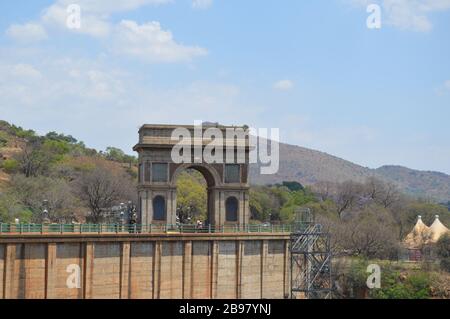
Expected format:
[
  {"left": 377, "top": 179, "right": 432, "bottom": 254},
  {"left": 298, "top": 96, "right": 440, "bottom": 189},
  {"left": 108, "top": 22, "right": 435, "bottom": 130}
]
[
  {"left": 445, "top": 80, "right": 450, "bottom": 89},
  {"left": 349, "top": 0, "right": 450, "bottom": 32},
  {"left": 42, "top": 4, "right": 111, "bottom": 37},
  {"left": 5, "top": 0, "right": 207, "bottom": 64},
  {"left": 6, "top": 23, "right": 48, "bottom": 42},
  {"left": 192, "top": 0, "right": 213, "bottom": 9},
  {"left": 273, "top": 80, "right": 294, "bottom": 91},
  {"left": 10, "top": 64, "right": 43, "bottom": 79},
  {"left": 112, "top": 20, "right": 208, "bottom": 63},
  {"left": 436, "top": 79, "right": 450, "bottom": 94},
  {"left": 8, "top": 0, "right": 173, "bottom": 39}
]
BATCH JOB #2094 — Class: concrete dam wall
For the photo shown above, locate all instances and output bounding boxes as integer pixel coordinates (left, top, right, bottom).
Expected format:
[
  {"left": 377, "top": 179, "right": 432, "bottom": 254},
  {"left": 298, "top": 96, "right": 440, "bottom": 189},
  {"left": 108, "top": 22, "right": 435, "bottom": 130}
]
[{"left": 0, "top": 233, "right": 290, "bottom": 299}]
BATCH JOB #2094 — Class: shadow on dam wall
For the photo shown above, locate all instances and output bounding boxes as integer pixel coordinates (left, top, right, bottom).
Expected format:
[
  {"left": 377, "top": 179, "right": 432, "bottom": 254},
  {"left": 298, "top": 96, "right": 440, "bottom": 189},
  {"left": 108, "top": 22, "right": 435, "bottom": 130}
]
[{"left": 0, "top": 233, "right": 290, "bottom": 299}]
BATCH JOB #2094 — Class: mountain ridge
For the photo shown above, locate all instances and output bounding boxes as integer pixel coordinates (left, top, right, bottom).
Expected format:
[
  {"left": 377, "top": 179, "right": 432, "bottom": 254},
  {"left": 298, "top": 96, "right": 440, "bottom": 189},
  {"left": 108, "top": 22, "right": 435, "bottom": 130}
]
[{"left": 250, "top": 142, "right": 450, "bottom": 202}]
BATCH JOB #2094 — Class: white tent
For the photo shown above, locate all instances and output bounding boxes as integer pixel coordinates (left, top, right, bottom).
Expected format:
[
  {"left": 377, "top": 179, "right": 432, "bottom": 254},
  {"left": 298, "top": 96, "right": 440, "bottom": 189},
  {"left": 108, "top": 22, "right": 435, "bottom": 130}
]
[
  {"left": 428, "top": 215, "right": 450, "bottom": 243},
  {"left": 403, "top": 215, "right": 431, "bottom": 249}
]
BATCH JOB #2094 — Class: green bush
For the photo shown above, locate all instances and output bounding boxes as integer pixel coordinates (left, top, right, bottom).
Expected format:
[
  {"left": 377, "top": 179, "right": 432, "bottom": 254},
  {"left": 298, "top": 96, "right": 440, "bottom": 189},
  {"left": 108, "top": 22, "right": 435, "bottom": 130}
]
[
  {"left": 371, "top": 271, "right": 431, "bottom": 299},
  {"left": 0, "top": 131, "right": 9, "bottom": 147},
  {"left": 11, "top": 125, "right": 36, "bottom": 139},
  {"left": 1, "top": 159, "right": 19, "bottom": 173}
]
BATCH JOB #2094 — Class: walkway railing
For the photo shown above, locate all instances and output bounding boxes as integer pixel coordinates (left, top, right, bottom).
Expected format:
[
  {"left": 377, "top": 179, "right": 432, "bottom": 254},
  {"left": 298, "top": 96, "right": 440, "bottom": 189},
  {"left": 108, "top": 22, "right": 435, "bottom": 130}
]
[{"left": 0, "top": 223, "right": 293, "bottom": 235}]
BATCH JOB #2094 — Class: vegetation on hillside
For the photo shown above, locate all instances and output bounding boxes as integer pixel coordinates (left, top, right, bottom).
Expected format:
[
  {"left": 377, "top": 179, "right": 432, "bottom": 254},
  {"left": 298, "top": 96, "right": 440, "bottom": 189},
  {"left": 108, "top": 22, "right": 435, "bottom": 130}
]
[{"left": 0, "top": 121, "right": 136, "bottom": 223}]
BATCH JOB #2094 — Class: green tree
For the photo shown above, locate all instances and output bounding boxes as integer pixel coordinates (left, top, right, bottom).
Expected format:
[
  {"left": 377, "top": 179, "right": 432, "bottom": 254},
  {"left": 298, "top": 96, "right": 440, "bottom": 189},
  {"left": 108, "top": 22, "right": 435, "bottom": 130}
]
[
  {"left": 104, "top": 147, "right": 137, "bottom": 166},
  {"left": 1, "top": 159, "right": 19, "bottom": 174},
  {"left": 372, "top": 272, "right": 431, "bottom": 299},
  {"left": 176, "top": 171, "right": 207, "bottom": 223},
  {"left": 0, "top": 193, "right": 32, "bottom": 223}
]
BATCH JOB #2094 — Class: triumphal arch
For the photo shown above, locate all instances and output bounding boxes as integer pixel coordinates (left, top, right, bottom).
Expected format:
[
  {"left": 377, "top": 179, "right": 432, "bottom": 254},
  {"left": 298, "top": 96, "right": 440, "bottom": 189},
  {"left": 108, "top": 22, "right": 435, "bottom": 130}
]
[{"left": 133, "top": 124, "right": 251, "bottom": 227}]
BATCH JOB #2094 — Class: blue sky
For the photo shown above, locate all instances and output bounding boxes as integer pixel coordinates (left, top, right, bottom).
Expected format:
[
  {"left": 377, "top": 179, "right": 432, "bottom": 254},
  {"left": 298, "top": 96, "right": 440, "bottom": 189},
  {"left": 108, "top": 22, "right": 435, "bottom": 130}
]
[{"left": 0, "top": 0, "right": 449, "bottom": 173}]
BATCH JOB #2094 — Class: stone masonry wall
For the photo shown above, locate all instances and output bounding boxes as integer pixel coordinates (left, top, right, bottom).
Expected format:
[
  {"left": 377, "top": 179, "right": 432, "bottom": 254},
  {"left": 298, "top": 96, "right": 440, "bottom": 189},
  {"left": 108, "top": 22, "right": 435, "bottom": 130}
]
[{"left": 0, "top": 234, "right": 290, "bottom": 299}]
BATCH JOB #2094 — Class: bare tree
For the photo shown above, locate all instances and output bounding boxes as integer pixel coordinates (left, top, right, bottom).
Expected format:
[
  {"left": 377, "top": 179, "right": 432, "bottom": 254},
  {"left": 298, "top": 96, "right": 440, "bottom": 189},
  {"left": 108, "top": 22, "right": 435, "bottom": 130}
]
[
  {"left": 378, "top": 182, "right": 401, "bottom": 208},
  {"left": 313, "top": 181, "right": 336, "bottom": 201},
  {"left": 364, "top": 177, "right": 385, "bottom": 200},
  {"left": 335, "top": 181, "right": 364, "bottom": 218},
  {"left": 341, "top": 207, "right": 399, "bottom": 259},
  {"left": 9, "top": 174, "right": 77, "bottom": 221},
  {"left": 75, "top": 166, "right": 135, "bottom": 223}
]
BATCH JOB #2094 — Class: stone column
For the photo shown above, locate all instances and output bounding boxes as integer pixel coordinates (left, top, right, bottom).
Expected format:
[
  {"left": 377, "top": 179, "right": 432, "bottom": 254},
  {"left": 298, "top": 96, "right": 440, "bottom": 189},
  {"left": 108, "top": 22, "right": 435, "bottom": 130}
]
[
  {"left": 167, "top": 188, "right": 177, "bottom": 226},
  {"left": 283, "top": 240, "right": 290, "bottom": 298},
  {"left": 239, "top": 192, "right": 245, "bottom": 226},
  {"left": 83, "top": 243, "right": 94, "bottom": 299},
  {"left": 210, "top": 241, "right": 219, "bottom": 299},
  {"left": 45, "top": 243, "right": 57, "bottom": 299},
  {"left": 260, "top": 240, "right": 268, "bottom": 299},
  {"left": 153, "top": 241, "right": 162, "bottom": 299},
  {"left": 243, "top": 191, "right": 250, "bottom": 227},
  {"left": 139, "top": 191, "right": 148, "bottom": 226},
  {"left": 4, "top": 244, "right": 16, "bottom": 299},
  {"left": 236, "top": 241, "right": 243, "bottom": 299},
  {"left": 183, "top": 241, "right": 192, "bottom": 299},
  {"left": 120, "top": 242, "right": 131, "bottom": 299}
]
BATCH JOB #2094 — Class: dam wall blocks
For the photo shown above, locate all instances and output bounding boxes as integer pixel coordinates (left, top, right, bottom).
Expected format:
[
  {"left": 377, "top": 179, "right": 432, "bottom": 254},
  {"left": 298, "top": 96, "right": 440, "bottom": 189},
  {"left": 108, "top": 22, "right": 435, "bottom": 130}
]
[{"left": 0, "top": 233, "right": 290, "bottom": 299}]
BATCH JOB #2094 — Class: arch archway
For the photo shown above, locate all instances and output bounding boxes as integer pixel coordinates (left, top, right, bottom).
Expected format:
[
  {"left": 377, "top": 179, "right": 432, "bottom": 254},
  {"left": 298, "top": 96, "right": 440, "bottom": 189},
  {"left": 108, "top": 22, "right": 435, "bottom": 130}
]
[
  {"left": 134, "top": 124, "right": 251, "bottom": 227},
  {"left": 172, "top": 165, "right": 218, "bottom": 226}
]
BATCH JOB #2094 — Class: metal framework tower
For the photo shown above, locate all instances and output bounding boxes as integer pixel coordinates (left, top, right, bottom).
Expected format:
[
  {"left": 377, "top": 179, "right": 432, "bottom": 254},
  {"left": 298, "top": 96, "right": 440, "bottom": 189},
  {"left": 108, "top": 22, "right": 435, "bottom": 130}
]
[{"left": 291, "top": 208, "right": 332, "bottom": 299}]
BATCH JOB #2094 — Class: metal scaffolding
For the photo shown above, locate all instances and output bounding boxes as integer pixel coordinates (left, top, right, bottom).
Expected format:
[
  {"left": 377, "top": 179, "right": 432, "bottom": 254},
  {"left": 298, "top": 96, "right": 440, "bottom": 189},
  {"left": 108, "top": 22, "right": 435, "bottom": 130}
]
[{"left": 291, "top": 209, "right": 332, "bottom": 299}]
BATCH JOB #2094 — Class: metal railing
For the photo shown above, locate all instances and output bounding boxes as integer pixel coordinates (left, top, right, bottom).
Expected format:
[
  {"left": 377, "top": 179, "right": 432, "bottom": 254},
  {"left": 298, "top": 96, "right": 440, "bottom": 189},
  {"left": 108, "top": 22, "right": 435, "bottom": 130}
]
[{"left": 0, "top": 223, "right": 293, "bottom": 235}]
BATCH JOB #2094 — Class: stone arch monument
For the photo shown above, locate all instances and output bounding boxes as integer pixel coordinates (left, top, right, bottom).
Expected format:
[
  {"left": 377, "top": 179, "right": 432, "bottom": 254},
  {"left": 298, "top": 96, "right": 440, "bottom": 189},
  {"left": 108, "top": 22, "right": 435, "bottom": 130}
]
[{"left": 133, "top": 124, "right": 251, "bottom": 227}]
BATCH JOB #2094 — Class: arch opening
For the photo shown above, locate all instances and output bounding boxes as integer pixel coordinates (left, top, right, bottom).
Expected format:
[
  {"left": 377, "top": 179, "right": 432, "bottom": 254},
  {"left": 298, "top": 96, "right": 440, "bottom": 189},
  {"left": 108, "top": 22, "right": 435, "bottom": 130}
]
[{"left": 174, "top": 165, "right": 216, "bottom": 226}]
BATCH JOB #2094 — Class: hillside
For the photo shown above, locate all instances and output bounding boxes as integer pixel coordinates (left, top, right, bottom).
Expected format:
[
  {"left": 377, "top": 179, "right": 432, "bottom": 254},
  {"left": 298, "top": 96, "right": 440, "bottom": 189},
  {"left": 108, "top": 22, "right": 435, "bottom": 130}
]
[
  {"left": 375, "top": 166, "right": 450, "bottom": 202},
  {"left": 2, "top": 120, "right": 449, "bottom": 203},
  {"left": 250, "top": 142, "right": 450, "bottom": 202}
]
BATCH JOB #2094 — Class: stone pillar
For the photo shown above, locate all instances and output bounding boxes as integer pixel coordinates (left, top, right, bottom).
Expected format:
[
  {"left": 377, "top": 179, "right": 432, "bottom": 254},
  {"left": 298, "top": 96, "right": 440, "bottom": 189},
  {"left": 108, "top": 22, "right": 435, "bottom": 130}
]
[
  {"left": 236, "top": 241, "right": 243, "bottom": 299},
  {"left": 217, "top": 190, "right": 224, "bottom": 226},
  {"left": 45, "top": 243, "right": 57, "bottom": 299},
  {"left": 210, "top": 241, "right": 219, "bottom": 299},
  {"left": 153, "top": 241, "right": 161, "bottom": 299},
  {"left": 167, "top": 188, "right": 177, "bottom": 226},
  {"left": 261, "top": 240, "right": 268, "bottom": 298},
  {"left": 4, "top": 244, "right": 16, "bottom": 299},
  {"left": 243, "top": 191, "right": 250, "bottom": 227},
  {"left": 239, "top": 192, "right": 245, "bottom": 226},
  {"left": 182, "top": 241, "right": 192, "bottom": 299},
  {"left": 120, "top": 242, "right": 131, "bottom": 299},
  {"left": 139, "top": 191, "right": 148, "bottom": 226},
  {"left": 83, "top": 243, "right": 94, "bottom": 299},
  {"left": 283, "top": 240, "right": 290, "bottom": 298}
]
